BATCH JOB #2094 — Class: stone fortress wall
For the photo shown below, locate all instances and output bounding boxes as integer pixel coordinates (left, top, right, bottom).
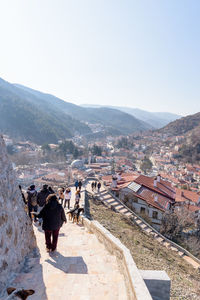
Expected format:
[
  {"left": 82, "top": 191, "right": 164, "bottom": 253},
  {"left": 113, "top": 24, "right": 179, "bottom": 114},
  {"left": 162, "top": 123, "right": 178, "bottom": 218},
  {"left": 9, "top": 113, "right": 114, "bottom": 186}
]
[{"left": 0, "top": 136, "right": 36, "bottom": 292}]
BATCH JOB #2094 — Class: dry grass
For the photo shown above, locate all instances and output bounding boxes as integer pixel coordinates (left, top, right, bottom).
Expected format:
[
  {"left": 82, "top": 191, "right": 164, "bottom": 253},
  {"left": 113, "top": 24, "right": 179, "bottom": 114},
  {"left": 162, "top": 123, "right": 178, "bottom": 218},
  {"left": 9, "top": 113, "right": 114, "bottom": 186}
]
[{"left": 88, "top": 197, "right": 200, "bottom": 300}]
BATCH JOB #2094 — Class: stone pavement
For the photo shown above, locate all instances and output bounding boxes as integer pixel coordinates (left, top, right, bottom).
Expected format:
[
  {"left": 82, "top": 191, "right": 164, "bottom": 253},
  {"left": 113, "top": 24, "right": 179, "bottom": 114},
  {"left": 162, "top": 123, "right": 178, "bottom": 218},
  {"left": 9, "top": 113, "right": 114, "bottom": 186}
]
[{"left": 4, "top": 186, "right": 128, "bottom": 300}]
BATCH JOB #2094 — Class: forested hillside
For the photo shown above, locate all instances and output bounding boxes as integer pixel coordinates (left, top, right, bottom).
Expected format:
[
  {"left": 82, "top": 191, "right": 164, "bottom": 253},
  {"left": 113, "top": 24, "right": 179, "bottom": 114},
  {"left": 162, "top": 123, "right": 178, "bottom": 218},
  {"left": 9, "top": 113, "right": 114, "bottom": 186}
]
[{"left": 0, "top": 77, "right": 150, "bottom": 144}]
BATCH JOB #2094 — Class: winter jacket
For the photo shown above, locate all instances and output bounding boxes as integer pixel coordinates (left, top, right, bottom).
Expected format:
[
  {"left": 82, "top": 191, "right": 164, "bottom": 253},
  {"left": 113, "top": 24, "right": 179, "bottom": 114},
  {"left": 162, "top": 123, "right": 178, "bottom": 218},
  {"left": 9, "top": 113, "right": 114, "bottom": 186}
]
[
  {"left": 75, "top": 181, "right": 79, "bottom": 187},
  {"left": 27, "top": 190, "right": 38, "bottom": 206},
  {"left": 64, "top": 191, "right": 71, "bottom": 200},
  {"left": 37, "top": 188, "right": 51, "bottom": 207},
  {"left": 37, "top": 199, "right": 66, "bottom": 231},
  {"left": 78, "top": 181, "right": 82, "bottom": 188}
]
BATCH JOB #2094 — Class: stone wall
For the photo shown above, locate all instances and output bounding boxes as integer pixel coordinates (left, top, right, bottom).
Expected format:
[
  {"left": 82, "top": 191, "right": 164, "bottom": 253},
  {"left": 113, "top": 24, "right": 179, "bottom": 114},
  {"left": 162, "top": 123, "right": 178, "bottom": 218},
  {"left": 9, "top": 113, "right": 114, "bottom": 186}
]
[{"left": 0, "top": 136, "right": 36, "bottom": 291}]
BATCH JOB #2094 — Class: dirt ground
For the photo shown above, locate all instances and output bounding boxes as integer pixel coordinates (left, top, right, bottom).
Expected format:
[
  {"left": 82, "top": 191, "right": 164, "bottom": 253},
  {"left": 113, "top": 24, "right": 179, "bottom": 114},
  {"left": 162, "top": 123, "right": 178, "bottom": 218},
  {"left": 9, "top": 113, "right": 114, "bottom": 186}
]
[{"left": 88, "top": 196, "right": 200, "bottom": 300}]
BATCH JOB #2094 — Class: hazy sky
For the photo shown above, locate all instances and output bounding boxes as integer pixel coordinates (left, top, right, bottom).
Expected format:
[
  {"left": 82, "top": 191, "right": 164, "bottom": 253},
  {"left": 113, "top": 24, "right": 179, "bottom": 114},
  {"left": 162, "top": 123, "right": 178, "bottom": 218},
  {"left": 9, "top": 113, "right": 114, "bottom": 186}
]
[{"left": 0, "top": 0, "right": 200, "bottom": 115}]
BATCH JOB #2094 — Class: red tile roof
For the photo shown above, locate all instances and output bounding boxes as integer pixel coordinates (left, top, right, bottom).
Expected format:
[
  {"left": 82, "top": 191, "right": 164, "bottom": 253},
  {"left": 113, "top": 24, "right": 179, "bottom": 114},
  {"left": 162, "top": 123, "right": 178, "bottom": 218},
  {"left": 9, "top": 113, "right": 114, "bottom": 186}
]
[
  {"left": 175, "top": 188, "right": 200, "bottom": 204},
  {"left": 134, "top": 175, "right": 175, "bottom": 201},
  {"left": 138, "top": 188, "right": 170, "bottom": 211}
]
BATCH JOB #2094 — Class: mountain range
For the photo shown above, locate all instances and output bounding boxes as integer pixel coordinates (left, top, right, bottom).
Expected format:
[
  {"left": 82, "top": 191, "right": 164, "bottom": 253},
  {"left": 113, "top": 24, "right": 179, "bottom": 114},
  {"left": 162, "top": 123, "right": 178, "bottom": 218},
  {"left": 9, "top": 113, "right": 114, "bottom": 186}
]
[
  {"left": 0, "top": 77, "right": 150, "bottom": 144},
  {"left": 81, "top": 104, "right": 181, "bottom": 128}
]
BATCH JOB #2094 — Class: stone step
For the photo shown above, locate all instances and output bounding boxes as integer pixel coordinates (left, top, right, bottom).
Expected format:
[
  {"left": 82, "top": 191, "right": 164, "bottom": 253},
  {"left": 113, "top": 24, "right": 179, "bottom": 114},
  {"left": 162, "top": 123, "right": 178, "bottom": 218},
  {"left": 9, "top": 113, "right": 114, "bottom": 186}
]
[
  {"left": 105, "top": 199, "right": 118, "bottom": 204},
  {"left": 170, "top": 246, "right": 179, "bottom": 252},
  {"left": 150, "top": 232, "right": 158, "bottom": 238},
  {"left": 183, "top": 256, "right": 200, "bottom": 269},
  {"left": 178, "top": 251, "right": 185, "bottom": 257},
  {"left": 120, "top": 208, "right": 130, "bottom": 214},
  {"left": 114, "top": 205, "right": 124, "bottom": 210},
  {"left": 144, "top": 228, "right": 152, "bottom": 234},
  {"left": 123, "top": 211, "right": 132, "bottom": 216},
  {"left": 140, "top": 223, "right": 148, "bottom": 230},
  {"left": 155, "top": 237, "right": 164, "bottom": 243},
  {"left": 163, "top": 241, "right": 171, "bottom": 248},
  {"left": 135, "top": 219, "right": 142, "bottom": 225}
]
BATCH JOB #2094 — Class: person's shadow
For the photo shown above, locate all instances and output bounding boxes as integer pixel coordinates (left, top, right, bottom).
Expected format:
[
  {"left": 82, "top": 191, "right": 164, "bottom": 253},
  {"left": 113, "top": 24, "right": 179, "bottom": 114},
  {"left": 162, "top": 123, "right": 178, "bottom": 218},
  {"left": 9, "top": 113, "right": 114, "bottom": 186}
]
[{"left": 45, "top": 252, "right": 88, "bottom": 274}]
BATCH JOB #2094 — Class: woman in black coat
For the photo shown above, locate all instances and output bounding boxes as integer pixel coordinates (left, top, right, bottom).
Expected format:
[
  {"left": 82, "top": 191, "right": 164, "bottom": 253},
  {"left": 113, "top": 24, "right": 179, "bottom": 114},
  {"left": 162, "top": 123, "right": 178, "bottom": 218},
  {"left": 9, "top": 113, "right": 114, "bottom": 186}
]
[{"left": 36, "top": 194, "right": 66, "bottom": 252}]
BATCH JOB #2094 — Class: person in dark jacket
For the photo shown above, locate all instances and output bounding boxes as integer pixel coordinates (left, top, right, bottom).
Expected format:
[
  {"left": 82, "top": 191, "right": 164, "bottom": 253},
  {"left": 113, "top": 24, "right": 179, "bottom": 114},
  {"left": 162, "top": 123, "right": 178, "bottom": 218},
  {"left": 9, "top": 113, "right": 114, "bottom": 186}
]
[
  {"left": 27, "top": 185, "right": 38, "bottom": 222},
  {"left": 37, "top": 184, "right": 51, "bottom": 225},
  {"left": 78, "top": 180, "right": 82, "bottom": 191},
  {"left": 37, "top": 185, "right": 50, "bottom": 207},
  {"left": 36, "top": 194, "right": 66, "bottom": 252},
  {"left": 48, "top": 186, "right": 55, "bottom": 194},
  {"left": 75, "top": 180, "right": 79, "bottom": 191},
  {"left": 97, "top": 182, "right": 101, "bottom": 193},
  {"left": 94, "top": 181, "right": 97, "bottom": 190}
]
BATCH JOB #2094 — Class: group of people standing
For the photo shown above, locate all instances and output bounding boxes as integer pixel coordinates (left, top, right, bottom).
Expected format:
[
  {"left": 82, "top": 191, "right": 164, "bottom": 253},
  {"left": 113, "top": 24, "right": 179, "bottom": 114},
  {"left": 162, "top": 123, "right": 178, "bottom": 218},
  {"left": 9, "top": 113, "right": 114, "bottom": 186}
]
[
  {"left": 91, "top": 181, "right": 101, "bottom": 193},
  {"left": 20, "top": 180, "right": 83, "bottom": 253}
]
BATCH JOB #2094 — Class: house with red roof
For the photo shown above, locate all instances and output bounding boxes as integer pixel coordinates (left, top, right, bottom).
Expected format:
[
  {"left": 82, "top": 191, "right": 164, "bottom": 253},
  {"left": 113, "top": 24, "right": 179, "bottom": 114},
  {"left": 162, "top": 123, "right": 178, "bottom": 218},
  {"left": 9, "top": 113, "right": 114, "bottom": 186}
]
[
  {"left": 175, "top": 188, "right": 200, "bottom": 220},
  {"left": 118, "top": 175, "right": 176, "bottom": 230}
]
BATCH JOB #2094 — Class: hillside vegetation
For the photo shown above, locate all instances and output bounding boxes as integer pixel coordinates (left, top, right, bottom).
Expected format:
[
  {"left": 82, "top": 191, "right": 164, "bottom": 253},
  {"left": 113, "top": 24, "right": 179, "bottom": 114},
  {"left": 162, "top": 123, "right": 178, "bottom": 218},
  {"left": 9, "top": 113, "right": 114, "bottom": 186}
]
[
  {"left": 0, "top": 79, "right": 149, "bottom": 144},
  {"left": 160, "top": 112, "right": 200, "bottom": 163},
  {"left": 0, "top": 78, "right": 91, "bottom": 144},
  {"left": 160, "top": 112, "right": 200, "bottom": 135},
  {"left": 88, "top": 196, "right": 200, "bottom": 300},
  {"left": 82, "top": 104, "right": 181, "bottom": 128}
]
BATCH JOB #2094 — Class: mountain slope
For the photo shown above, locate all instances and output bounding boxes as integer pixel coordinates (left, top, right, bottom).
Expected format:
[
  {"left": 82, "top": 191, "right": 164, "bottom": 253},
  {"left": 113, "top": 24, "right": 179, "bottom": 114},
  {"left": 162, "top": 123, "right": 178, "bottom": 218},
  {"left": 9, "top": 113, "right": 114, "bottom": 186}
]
[
  {"left": 81, "top": 104, "right": 181, "bottom": 128},
  {"left": 0, "top": 78, "right": 150, "bottom": 144},
  {"left": 14, "top": 84, "right": 150, "bottom": 134},
  {"left": 160, "top": 112, "right": 200, "bottom": 163},
  {"left": 159, "top": 112, "right": 200, "bottom": 136},
  {"left": 0, "top": 78, "right": 91, "bottom": 144}
]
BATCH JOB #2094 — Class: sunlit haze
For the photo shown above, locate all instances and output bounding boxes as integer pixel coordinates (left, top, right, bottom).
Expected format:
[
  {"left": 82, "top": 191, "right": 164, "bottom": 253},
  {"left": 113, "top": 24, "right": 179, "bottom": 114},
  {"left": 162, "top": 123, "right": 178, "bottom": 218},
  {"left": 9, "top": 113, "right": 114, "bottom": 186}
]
[{"left": 0, "top": 0, "right": 200, "bottom": 115}]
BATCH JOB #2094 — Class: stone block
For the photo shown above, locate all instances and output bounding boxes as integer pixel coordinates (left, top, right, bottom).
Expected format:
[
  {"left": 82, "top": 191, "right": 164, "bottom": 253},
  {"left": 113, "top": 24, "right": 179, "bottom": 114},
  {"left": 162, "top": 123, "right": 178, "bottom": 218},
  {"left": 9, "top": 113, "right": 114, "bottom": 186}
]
[{"left": 139, "top": 270, "right": 171, "bottom": 300}]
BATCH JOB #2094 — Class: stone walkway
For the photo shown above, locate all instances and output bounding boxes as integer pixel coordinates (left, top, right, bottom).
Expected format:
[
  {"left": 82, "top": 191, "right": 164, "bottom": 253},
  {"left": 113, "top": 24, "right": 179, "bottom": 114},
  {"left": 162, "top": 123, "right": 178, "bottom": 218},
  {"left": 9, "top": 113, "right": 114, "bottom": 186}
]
[{"left": 4, "top": 187, "right": 127, "bottom": 300}]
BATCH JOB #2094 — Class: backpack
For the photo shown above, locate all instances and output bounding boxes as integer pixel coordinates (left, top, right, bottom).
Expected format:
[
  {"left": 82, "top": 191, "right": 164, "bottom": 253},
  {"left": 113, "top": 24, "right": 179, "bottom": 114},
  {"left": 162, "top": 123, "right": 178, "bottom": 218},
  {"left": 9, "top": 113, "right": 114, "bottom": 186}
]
[{"left": 29, "top": 191, "right": 37, "bottom": 206}]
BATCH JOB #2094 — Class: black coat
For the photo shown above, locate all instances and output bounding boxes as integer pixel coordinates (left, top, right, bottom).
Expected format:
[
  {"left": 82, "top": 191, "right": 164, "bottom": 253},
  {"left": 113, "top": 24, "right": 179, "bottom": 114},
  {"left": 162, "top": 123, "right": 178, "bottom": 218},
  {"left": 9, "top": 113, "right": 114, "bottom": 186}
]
[
  {"left": 37, "top": 200, "right": 66, "bottom": 231},
  {"left": 37, "top": 188, "right": 50, "bottom": 207}
]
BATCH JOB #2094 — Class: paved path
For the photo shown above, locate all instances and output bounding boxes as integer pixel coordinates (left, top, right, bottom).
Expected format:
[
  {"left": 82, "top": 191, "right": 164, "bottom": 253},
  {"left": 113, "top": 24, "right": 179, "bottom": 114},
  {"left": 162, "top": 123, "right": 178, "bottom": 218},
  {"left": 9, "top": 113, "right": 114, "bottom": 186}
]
[{"left": 6, "top": 187, "right": 127, "bottom": 300}]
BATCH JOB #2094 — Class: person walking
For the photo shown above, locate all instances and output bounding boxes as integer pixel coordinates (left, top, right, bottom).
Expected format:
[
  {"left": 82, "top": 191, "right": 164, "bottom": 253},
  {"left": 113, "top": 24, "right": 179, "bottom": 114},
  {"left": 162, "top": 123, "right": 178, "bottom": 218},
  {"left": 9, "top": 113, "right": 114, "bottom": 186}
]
[
  {"left": 75, "top": 180, "right": 79, "bottom": 191},
  {"left": 75, "top": 190, "right": 81, "bottom": 205},
  {"left": 48, "top": 186, "right": 55, "bottom": 194},
  {"left": 58, "top": 187, "right": 65, "bottom": 206},
  {"left": 78, "top": 180, "right": 82, "bottom": 191},
  {"left": 97, "top": 182, "right": 101, "bottom": 193},
  {"left": 37, "top": 184, "right": 50, "bottom": 225},
  {"left": 64, "top": 188, "right": 71, "bottom": 209},
  {"left": 27, "top": 185, "right": 38, "bottom": 222},
  {"left": 94, "top": 181, "right": 97, "bottom": 190},
  {"left": 36, "top": 194, "right": 66, "bottom": 252}
]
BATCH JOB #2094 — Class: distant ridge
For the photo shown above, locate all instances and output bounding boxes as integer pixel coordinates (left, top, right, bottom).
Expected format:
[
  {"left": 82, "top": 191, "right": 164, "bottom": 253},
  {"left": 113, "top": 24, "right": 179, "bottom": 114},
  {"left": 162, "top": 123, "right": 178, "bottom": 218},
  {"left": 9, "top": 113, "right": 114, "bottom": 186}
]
[
  {"left": 81, "top": 104, "right": 181, "bottom": 129},
  {"left": 159, "top": 112, "right": 200, "bottom": 136},
  {"left": 159, "top": 112, "right": 200, "bottom": 163},
  {"left": 0, "top": 77, "right": 150, "bottom": 144}
]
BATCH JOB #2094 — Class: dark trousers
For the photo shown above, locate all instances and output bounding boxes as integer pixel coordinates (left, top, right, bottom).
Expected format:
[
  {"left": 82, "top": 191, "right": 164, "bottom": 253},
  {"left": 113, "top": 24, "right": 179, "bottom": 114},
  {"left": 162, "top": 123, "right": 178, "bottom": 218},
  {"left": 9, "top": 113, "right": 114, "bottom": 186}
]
[
  {"left": 64, "top": 199, "right": 70, "bottom": 209},
  {"left": 28, "top": 204, "right": 38, "bottom": 221},
  {"left": 44, "top": 228, "right": 60, "bottom": 251}
]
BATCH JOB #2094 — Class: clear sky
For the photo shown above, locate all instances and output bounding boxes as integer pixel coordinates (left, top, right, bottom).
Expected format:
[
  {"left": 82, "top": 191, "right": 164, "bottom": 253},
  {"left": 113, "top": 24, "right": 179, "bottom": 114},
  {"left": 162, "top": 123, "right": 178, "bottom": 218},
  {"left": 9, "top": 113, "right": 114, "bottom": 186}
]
[{"left": 0, "top": 0, "right": 200, "bottom": 116}]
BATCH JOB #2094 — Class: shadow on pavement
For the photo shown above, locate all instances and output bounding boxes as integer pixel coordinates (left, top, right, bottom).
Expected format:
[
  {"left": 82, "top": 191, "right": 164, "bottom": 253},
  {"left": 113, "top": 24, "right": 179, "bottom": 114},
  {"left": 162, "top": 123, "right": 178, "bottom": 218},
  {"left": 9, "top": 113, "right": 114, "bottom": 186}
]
[{"left": 46, "top": 253, "right": 88, "bottom": 274}]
